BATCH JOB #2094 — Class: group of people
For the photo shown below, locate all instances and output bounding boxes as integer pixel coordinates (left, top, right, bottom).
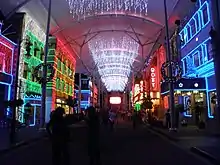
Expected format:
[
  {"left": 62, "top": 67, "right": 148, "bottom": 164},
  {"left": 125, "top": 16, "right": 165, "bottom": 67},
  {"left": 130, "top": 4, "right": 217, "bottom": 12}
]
[{"left": 46, "top": 106, "right": 101, "bottom": 165}]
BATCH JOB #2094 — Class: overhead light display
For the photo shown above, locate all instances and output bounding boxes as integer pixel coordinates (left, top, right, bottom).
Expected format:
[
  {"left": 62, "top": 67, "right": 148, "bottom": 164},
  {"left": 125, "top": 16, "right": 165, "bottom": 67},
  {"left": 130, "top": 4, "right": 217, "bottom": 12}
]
[
  {"left": 66, "top": 0, "right": 149, "bottom": 20},
  {"left": 89, "top": 36, "right": 139, "bottom": 92}
]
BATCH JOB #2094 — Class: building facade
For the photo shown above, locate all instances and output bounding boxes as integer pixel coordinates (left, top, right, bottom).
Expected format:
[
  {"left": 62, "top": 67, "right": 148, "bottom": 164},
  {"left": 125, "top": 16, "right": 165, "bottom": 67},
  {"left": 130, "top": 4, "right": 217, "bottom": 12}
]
[
  {"left": 16, "top": 13, "right": 76, "bottom": 125},
  {"left": 0, "top": 23, "right": 17, "bottom": 120},
  {"left": 179, "top": 0, "right": 215, "bottom": 121},
  {"left": 47, "top": 38, "right": 76, "bottom": 116},
  {"left": 16, "top": 13, "right": 46, "bottom": 125}
]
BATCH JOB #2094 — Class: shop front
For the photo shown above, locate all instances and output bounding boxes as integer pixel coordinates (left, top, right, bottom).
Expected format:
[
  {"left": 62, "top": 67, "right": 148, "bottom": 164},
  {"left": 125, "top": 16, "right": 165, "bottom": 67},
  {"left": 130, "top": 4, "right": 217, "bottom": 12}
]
[{"left": 161, "top": 78, "right": 207, "bottom": 123}]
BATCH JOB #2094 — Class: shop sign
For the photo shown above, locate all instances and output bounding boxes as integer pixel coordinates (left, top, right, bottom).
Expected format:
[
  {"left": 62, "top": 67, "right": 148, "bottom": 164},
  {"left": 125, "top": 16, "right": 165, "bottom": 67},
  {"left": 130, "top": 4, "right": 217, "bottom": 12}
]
[{"left": 150, "top": 67, "right": 157, "bottom": 90}]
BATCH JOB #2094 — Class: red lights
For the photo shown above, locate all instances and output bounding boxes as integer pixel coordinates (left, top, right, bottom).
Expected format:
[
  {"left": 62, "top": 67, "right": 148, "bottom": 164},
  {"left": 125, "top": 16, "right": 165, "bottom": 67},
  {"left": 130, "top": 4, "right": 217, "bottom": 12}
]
[
  {"left": 109, "top": 97, "right": 121, "bottom": 104},
  {"left": 150, "top": 67, "right": 158, "bottom": 91}
]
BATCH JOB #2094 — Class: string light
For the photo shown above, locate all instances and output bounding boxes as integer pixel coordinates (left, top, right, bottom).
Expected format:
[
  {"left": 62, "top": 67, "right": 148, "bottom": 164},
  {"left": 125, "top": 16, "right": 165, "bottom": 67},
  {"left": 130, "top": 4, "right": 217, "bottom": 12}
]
[
  {"left": 66, "top": 0, "right": 149, "bottom": 20},
  {"left": 89, "top": 36, "right": 139, "bottom": 92}
]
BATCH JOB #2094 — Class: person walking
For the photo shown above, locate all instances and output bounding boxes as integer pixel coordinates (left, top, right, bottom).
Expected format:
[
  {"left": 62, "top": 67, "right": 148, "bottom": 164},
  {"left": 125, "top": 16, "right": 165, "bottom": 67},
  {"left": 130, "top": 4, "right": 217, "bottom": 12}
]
[
  {"left": 87, "top": 106, "right": 101, "bottom": 165},
  {"left": 46, "top": 107, "right": 70, "bottom": 165},
  {"left": 165, "top": 109, "right": 171, "bottom": 129}
]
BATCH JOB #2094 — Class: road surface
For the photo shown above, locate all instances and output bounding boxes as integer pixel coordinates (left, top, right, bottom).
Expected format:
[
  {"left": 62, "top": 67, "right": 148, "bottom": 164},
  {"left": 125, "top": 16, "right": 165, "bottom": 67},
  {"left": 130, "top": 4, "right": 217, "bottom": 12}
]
[{"left": 0, "top": 122, "right": 211, "bottom": 165}]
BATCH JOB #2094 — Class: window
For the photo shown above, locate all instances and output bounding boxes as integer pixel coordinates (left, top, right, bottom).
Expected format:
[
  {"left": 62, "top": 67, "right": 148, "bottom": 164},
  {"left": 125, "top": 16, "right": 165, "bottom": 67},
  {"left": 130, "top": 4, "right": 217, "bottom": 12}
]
[
  {"left": 200, "top": 2, "right": 210, "bottom": 27},
  {"left": 23, "top": 62, "right": 28, "bottom": 79},
  {"left": 185, "top": 25, "right": 191, "bottom": 42},
  {"left": 57, "top": 60, "right": 61, "bottom": 70},
  {"left": 199, "top": 48, "right": 204, "bottom": 65},
  {"left": 193, "top": 52, "right": 200, "bottom": 67},
  {"left": 194, "top": 13, "right": 201, "bottom": 32},
  {"left": 56, "top": 78, "right": 60, "bottom": 89},
  {"left": 31, "top": 66, "right": 36, "bottom": 82},
  {"left": 189, "top": 18, "right": 197, "bottom": 37},
  {"left": 183, "top": 59, "right": 188, "bottom": 74},
  {"left": 206, "top": 40, "right": 213, "bottom": 61},
  {"left": 40, "top": 48, "right": 44, "bottom": 61},
  {"left": 0, "top": 53, "right": 5, "bottom": 72},
  {"left": 61, "top": 80, "right": 65, "bottom": 91},
  {"left": 66, "top": 84, "right": 69, "bottom": 93},
  {"left": 179, "top": 30, "right": 185, "bottom": 47}
]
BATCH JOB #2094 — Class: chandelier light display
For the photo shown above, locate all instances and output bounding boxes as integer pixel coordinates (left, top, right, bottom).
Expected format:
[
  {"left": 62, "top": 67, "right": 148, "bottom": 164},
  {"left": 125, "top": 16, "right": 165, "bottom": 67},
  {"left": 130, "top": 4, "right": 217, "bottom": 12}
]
[
  {"left": 66, "top": 0, "right": 149, "bottom": 20},
  {"left": 89, "top": 36, "right": 139, "bottom": 91}
]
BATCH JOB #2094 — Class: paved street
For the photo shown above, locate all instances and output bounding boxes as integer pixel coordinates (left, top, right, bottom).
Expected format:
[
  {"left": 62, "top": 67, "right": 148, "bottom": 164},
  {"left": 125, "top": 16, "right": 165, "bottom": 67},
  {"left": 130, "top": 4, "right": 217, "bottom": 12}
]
[{"left": 0, "top": 122, "right": 211, "bottom": 165}]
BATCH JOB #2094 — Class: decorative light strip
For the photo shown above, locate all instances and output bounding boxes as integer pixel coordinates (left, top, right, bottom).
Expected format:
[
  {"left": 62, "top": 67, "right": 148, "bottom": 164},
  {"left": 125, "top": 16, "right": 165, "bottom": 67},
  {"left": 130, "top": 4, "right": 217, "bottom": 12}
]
[
  {"left": 66, "top": 0, "right": 149, "bottom": 20},
  {"left": 89, "top": 36, "right": 139, "bottom": 91},
  {"left": 179, "top": 0, "right": 210, "bottom": 49},
  {"left": 23, "top": 13, "right": 46, "bottom": 43}
]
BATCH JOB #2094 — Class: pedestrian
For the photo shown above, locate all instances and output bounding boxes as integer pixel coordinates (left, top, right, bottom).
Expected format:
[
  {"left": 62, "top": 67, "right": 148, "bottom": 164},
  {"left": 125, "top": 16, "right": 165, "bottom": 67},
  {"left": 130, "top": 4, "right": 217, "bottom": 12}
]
[
  {"left": 46, "top": 107, "right": 70, "bottom": 165},
  {"left": 87, "top": 106, "right": 101, "bottom": 165},
  {"left": 108, "top": 110, "right": 116, "bottom": 131},
  {"left": 165, "top": 109, "right": 171, "bottom": 129}
]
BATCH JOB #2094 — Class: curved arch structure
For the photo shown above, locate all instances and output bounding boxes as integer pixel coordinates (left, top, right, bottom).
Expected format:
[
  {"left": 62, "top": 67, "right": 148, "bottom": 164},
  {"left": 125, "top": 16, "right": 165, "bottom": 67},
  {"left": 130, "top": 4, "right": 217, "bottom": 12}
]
[{"left": 52, "top": 13, "right": 163, "bottom": 35}]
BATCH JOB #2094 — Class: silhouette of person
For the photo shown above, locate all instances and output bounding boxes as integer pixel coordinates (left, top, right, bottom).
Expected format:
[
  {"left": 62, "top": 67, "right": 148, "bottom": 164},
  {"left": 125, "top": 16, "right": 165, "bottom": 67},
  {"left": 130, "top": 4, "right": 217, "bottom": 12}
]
[
  {"left": 46, "top": 107, "right": 70, "bottom": 165},
  {"left": 87, "top": 106, "right": 101, "bottom": 165}
]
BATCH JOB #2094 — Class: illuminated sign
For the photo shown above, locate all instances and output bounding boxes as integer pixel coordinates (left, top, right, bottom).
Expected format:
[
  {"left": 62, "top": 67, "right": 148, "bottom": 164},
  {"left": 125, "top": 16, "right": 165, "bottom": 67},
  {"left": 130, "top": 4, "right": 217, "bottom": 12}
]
[
  {"left": 109, "top": 97, "right": 121, "bottom": 104},
  {"left": 134, "top": 81, "right": 144, "bottom": 104},
  {"left": 150, "top": 67, "right": 157, "bottom": 90}
]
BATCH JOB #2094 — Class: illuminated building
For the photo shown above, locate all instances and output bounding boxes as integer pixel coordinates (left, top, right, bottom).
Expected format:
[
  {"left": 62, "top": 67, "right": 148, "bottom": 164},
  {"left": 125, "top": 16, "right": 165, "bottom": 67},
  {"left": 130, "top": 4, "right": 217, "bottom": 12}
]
[
  {"left": 0, "top": 23, "right": 17, "bottom": 119},
  {"left": 143, "top": 46, "right": 166, "bottom": 117},
  {"left": 48, "top": 39, "right": 76, "bottom": 115},
  {"left": 16, "top": 13, "right": 46, "bottom": 125},
  {"left": 179, "top": 0, "right": 215, "bottom": 119},
  {"left": 16, "top": 13, "right": 76, "bottom": 124},
  {"left": 74, "top": 74, "right": 93, "bottom": 110},
  {"left": 160, "top": 0, "right": 215, "bottom": 122}
]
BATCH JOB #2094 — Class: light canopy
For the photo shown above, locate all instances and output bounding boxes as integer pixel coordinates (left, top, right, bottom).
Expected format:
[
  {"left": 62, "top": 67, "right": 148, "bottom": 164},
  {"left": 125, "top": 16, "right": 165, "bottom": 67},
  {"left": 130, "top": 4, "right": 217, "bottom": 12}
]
[
  {"left": 66, "top": 0, "right": 149, "bottom": 20},
  {"left": 89, "top": 36, "right": 139, "bottom": 92}
]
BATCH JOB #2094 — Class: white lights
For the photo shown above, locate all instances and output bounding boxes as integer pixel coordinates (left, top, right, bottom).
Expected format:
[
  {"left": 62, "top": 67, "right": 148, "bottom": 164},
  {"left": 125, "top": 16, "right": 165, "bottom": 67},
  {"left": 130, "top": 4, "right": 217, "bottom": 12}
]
[
  {"left": 89, "top": 36, "right": 139, "bottom": 91},
  {"left": 66, "top": 0, "right": 149, "bottom": 20},
  {"left": 109, "top": 96, "right": 122, "bottom": 104},
  {"left": 194, "top": 83, "right": 199, "bottom": 87}
]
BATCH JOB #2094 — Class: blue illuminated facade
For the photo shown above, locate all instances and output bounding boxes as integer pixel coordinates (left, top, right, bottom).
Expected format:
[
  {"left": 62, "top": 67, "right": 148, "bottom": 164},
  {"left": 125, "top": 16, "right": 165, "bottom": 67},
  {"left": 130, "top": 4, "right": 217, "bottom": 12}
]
[
  {"left": 180, "top": 0, "right": 216, "bottom": 118},
  {"left": 75, "top": 90, "right": 91, "bottom": 110}
]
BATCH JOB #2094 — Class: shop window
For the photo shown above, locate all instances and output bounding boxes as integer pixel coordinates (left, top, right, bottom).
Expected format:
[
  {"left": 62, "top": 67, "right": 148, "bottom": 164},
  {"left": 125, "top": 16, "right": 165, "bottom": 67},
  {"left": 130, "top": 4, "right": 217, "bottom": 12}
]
[
  {"left": 209, "top": 91, "right": 217, "bottom": 116},
  {"left": 184, "top": 96, "right": 192, "bottom": 115},
  {"left": 193, "top": 51, "right": 200, "bottom": 67},
  {"left": 23, "top": 62, "right": 28, "bottom": 79}
]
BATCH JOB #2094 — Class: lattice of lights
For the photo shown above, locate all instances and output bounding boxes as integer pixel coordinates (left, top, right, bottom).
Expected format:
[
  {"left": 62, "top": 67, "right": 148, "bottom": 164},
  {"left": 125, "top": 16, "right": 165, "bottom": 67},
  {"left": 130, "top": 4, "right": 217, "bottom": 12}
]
[
  {"left": 66, "top": 0, "right": 148, "bottom": 20},
  {"left": 89, "top": 36, "right": 139, "bottom": 92}
]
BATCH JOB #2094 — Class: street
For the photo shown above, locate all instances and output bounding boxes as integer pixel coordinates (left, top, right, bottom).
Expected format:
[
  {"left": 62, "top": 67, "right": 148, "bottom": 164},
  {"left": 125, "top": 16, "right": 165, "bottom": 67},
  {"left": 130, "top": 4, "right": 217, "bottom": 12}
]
[{"left": 0, "top": 122, "right": 211, "bottom": 165}]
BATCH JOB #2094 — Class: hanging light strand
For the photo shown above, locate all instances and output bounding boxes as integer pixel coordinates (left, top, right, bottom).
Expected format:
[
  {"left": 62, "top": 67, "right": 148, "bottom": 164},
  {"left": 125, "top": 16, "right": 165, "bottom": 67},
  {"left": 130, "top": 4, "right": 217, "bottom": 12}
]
[
  {"left": 66, "top": 0, "right": 149, "bottom": 20},
  {"left": 89, "top": 36, "right": 139, "bottom": 92}
]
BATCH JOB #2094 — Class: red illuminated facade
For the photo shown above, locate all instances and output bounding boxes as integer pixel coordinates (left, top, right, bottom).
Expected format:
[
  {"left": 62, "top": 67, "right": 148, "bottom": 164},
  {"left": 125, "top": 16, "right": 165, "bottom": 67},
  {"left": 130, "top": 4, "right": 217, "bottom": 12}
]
[
  {"left": 143, "top": 45, "right": 166, "bottom": 116},
  {"left": 0, "top": 25, "right": 17, "bottom": 119}
]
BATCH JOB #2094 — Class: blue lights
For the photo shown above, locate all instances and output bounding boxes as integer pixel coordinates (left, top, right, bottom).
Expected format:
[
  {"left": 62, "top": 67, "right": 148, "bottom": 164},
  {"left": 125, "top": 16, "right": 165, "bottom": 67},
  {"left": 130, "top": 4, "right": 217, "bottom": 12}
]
[
  {"left": 179, "top": 0, "right": 211, "bottom": 48},
  {"left": 180, "top": 0, "right": 215, "bottom": 118},
  {"left": 181, "top": 37, "right": 213, "bottom": 77}
]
